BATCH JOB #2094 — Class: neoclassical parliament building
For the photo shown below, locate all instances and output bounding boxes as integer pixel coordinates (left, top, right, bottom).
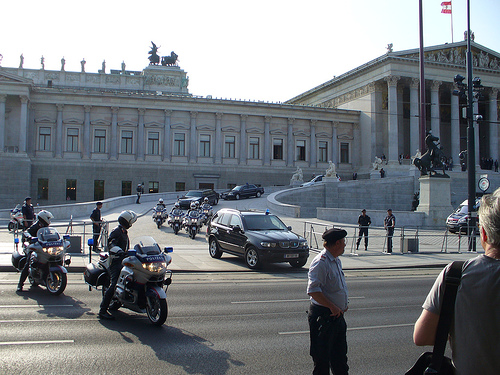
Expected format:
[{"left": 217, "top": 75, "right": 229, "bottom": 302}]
[{"left": 1, "top": 40, "right": 499, "bottom": 207}]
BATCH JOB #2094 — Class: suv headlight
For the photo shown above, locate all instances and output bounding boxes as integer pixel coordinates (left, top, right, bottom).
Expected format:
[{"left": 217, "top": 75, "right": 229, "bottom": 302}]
[
  {"left": 260, "top": 241, "right": 276, "bottom": 248},
  {"left": 300, "top": 240, "right": 309, "bottom": 248}
]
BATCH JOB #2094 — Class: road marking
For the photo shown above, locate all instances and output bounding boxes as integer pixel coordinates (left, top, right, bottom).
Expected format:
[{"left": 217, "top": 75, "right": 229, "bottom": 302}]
[
  {"left": 279, "top": 322, "right": 414, "bottom": 335},
  {"left": 232, "top": 296, "right": 364, "bottom": 304},
  {"left": 0, "top": 305, "right": 74, "bottom": 308},
  {"left": 0, "top": 340, "right": 74, "bottom": 346}
]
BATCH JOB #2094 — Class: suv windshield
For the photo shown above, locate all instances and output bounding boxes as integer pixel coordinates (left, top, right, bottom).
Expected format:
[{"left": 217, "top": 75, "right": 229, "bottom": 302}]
[
  {"left": 185, "top": 191, "right": 202, "bottom": 197},
  {"left": 244, "top": 215, "right": 288, "bottom": 231}
]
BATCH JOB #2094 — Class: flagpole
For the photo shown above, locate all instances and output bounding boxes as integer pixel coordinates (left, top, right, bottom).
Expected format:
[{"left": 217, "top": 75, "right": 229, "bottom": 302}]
[{"left": 451, "top": 0, "right": 454, "bottom": 42}]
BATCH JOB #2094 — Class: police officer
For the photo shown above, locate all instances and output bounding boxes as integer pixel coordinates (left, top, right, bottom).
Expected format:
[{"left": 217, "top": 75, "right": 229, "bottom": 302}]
[
  {"left": 99, "top": 210, "right": 137, "bottom": 320},
  {"left": 17, "top": 210, "right": 53, "bottom": 292},
  {"left": 307, "top": 228, "right": 349, "bottom": 375},
  {"left": 384, "top": 209, "right": 396, "bottom": 254},
  {"left": 21, "top": 197, "right": 35, "bottom": 230},
  {"left": 356, "top": 209, "right": 371, "bottom": 251},
  {"left": 90, "top": 202, "right": 103, "bottom": 253}
]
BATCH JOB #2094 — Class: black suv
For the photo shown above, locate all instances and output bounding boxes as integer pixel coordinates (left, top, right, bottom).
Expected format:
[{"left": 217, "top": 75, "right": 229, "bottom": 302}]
[
  {"left": 178, "top": 189, "right": 219, "bottom": 209},
  {"left": 206, "top": 208, "right": 309, "bottom": 269}
]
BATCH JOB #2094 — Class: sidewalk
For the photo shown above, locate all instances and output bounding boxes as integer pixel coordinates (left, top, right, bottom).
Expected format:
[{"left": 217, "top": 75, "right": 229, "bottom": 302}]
[{"left": 0, "top": 196, "right": 483, "bottom": 273}]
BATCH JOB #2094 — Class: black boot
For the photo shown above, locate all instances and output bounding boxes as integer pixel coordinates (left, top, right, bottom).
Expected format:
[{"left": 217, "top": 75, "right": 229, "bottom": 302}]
[{"left": 98, "top": 309, "right": 115, "bottom": 320}]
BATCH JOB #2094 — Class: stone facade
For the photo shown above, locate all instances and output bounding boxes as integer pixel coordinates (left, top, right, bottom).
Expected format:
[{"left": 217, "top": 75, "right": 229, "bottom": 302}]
[{"left": 0, "top": 64, "right": 359, "bottom": 207}]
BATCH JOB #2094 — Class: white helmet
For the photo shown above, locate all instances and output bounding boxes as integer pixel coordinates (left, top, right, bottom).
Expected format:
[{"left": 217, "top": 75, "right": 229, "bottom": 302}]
[
  {"left": 174, "top": 202, "right": 180, "bottom": 208},
  {"left": 158, "top": 198, "right": 164, "bottom": 203},
  {"left": 118, "top": 210, "right": 137, "bottom": 229},
  {"left": 37, "top": 210, "right": 53, "bottom": 226},
  {"left": 204, "top": 197, "right": 209, "bottom": 203},
  {"left": 190, "top": 202, "right": 197, "bottom": 210},
  {"left": 195, "top": 201, "right": 200, "bottom": 208}
]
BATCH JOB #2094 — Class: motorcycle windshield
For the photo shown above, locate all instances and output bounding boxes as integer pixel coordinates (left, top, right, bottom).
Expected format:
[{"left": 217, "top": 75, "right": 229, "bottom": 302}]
[
  {"left": 131, "top": 236, "right": 162, "bottom": 255},
  {"left": 36, "top": 227, "right": 61, "bottom": 242}
]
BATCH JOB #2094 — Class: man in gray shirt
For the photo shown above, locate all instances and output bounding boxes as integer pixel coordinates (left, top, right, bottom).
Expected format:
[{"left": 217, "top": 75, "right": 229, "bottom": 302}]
[
  {"left": 307, "top": 228, "right": 349, "bottom": 375},
  {"left": 413, "top": 188, "right": 500, "bottom": 374}
]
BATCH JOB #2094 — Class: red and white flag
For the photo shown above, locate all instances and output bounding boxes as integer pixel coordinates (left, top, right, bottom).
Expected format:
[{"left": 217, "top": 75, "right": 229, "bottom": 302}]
[{"left": 441, "top": 1, "right": 452, "bottom": 14}]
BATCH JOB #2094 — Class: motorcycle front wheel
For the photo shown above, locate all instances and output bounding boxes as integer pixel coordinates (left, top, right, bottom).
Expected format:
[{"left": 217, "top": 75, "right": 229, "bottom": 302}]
[
  {"left": 189, "top": 227, "right": 197, "bottom": 239},
  {"left": 46, "top": 270, "right": 67, "bottom": 295},
  {"left": 173, "top": 225, "right": 179, "bottom": 235},
  {"left": 146, "top": 294, "right": 168, "bottom": 326}
]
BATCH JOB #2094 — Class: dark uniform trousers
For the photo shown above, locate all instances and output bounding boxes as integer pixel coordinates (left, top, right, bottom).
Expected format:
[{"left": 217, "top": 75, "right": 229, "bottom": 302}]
[
  {"left": 100, "top": 256, "right": 123, "bottom": 311},
  {"left": 308, "top": 303, "right": 348, "bottom": 375}
]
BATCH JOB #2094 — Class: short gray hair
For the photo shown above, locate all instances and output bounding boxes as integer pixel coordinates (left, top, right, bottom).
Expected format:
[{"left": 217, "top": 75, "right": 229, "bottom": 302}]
[{"left": 478, "top": 187, "right": 500, "bottom": 247}]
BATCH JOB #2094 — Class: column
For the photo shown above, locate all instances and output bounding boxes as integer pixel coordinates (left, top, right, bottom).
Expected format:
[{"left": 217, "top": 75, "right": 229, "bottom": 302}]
[
  {"left": 353, "top": 123, "right": 361, "bottom": 168},
  {"left": 189, "top": 111, "right": 197, "bottom": 163},
  {"left": 0, "top": 95, "right": 6, "bottom": 152},
  {"left": 489, "top": 88, "right": 499, "bottom": 162},
  {"left": 309, "top": 120, "right": 317, "bottom": 168},
  {"left": 83, "top": 105, "right": 91, "bottom": 159},
  {"left": 286, "top": 118, "right": 294, "bottom": 166},
  {"left": 385, "top": 75, "right": 400, "bottom": 161},
  {"left": 263, "top": 116, "right": 271, "bottom": 165},
  {"left": 162, "top": 110, "right": 172, "bottom": 162},
  {"left": 110, "top": 107, "right": 119, "bottom": 160},
  {"left": 410, "top": 79, "right": 420, "bottom": 155},
  {"left": 215, "top": 112, "right": 223, "bottom": 164},
  {"left": 450, "top": 87, "right": 460, "bottom": 168},
  {"left": 239, "top": 114, "right": 247, "bottom": 164},
  {"left": 331, "top": 121, "right": 338, "bottom": 164},
  {"left": 137, "top": 108, "right": 145, "bottom": 160},
  {"left": 430, "top": 80, "right": 442, "bottom": 138},
  {"left": 18, "top": 96, "right": 29, "bottom": 153},
  {"left": 55, "top": 103, "right": 63, "bottom": 158}
]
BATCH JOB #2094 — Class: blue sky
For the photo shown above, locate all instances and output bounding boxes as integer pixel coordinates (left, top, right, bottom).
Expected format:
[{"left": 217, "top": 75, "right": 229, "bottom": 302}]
[{"left": 1, "top": 0, "right": 499, "bottom": 102}]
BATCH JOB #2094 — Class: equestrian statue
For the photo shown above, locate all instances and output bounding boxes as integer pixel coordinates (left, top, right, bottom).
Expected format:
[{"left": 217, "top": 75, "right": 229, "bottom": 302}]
[{"left": 413, "top": 132, "right": 447, "bottom": 176}]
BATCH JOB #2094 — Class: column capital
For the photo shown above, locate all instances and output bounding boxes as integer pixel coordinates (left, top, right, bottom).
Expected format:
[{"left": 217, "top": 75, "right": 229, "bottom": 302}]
[
  {"left": 384, "top": 75, "right": 400, "bottom": 87},
  {"left": 84, "top": 105, "right": 92, "bottom": 113},
  {"left": 490, "top": 87, "right": 499, "bottom": 97},
  {"left": 164, "top": 109, "right": 172, "bottom": 116},
  {"left": 310, "top": 119, "right": 317, "bottom": 127},
  {"left": 431, "top": 80, "right": 442, "bottom": 91},
  {"left": 287, "top": 117, "right": 295, "bottom": 124},
  {"left": 111, "top": 106, "right": 119, "bottom": 114},
  {"left": 20, "top": 95, "right": 30, "bottom": 104},
  {"left": 410, "top": 78, "right": 420, "bottom": 89},
  {"left": 333, "top": 121, "right": 339, "bottom": 129},
  {"left": 0, "top": 94, "right": 6, "bottom": 103},
  {"left": 190, "top": 111, "right": 198, "bottom": 118},
  {"left": 216, "top": 112, "right": 223, "bottom": 120},
  {"left": 264, "top": 115, "right": 272, "bottom": 122},
  {"left": 56, "top": 103, "right": 64, "bottom": 111},
  {"left": 138, "top": 108, "right": 146, "bottom": 116},
  {"left": 240, "top": 114, "right": 248, "bottom": 120}
]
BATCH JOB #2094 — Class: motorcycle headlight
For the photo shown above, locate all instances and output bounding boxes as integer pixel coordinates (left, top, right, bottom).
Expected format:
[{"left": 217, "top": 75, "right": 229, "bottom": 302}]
[
  {"left": 142, "top": 262, "right": 167, "bottom": 273},
  {"left": 260, "top": 241, "right": 276, "bottom": 248},
  {"left": 44, "top": 246, "right": 64, "bottom": 256}
]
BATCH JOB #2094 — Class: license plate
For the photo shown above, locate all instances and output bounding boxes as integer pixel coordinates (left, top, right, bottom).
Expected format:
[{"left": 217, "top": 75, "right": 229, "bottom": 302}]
[{"left": 285, "top": 254, "right": 299, "bottom": 259}]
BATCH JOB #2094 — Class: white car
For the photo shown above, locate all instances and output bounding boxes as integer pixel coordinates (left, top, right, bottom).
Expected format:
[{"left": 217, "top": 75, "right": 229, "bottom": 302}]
[{"left": 300, "top": 175, "right": 324, "bottom": 187}]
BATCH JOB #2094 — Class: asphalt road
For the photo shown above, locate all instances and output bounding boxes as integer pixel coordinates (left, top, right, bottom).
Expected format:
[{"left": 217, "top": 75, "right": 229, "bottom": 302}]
[{"left": 0, "top": 269, "right": 445, "bottom": 375}]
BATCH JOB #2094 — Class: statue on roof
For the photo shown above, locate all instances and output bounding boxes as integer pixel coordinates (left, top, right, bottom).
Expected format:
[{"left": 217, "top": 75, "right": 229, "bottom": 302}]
[{"left": 148, "top": 41, "right": 160, "bottom": 65}]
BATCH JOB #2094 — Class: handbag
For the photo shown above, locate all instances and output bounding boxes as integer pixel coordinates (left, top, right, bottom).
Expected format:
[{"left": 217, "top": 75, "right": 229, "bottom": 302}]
[{"left": 405, "top": 261, "right": 464, "bottom": 375}]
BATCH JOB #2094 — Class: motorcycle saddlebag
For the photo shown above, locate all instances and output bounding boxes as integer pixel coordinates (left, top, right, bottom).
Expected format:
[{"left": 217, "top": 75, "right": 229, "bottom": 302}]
[
  {"left": 84, "top": 263, "right": 106, "bottom": 287},
  {"left": 11, "top": 250, "right": 26, "bottom": 270}
]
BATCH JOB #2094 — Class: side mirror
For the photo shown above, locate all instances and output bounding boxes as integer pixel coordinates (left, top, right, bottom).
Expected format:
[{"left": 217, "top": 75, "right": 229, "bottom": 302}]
[
  {"left": 287, "top": 226, "right": 292, "bottom": 231},
  {"left": 63, "top": 234, "right": 70, "bottom": 240},
  {"left": 164, "top": 247, "right": 173, "bottom": 253},
  {"left": 233, "top": 225, "right": 243, "bottom": 233}
]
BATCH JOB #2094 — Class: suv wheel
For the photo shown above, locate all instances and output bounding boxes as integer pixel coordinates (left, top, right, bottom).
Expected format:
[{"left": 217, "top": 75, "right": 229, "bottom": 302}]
[
  {"left": 289, "top": 258, "right": 307, "bottom": 268},
  {"left": 245, "top": 246, "right": 261, "bottom": 269},
  {"left": 256, "top": 192, "right": 261, "bottom": 198},
  {"left": 209, "top": 238, "right": 223, "bottom": 259}
]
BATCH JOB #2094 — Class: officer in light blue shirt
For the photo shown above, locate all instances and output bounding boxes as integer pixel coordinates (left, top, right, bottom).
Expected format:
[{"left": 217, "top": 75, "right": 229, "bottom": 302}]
[{"left": 307, "top": 227, "right": 349, "bottom": 375}]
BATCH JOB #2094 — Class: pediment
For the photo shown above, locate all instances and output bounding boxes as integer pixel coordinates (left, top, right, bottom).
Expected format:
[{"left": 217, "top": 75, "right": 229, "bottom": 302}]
[
  {"left": 337, "top": 133, "right": 353, "bottom": 140},
  {"left": 270, "top": 129, "right": 286, "bottom": 135},
  {"left": 293, "top": 130, "right": 309, "bottom": 137},
  {"left": 34, "top": 116, "right": 55, "bottom": 123},
  {"left": 170, "top": 122, "right": 189, "bottom": 130},
  {"left": 197, "top": 124, "right": 215, "bottom": 131},
  {"left": 0, "top": 70, "right": 34, "bottom": 85},
  {"left": 145, "top": 121, "right": 163, "bottom": 128},
  {"left": 63, "top": 118, "right": 83, "bottom": 125},
  {"left": 118, "top": 120, "right": 137, "bottom": 127},
  {"left": 221, "top": 126, "right": 239, "bottom": 132},
  {"left": 246, "top": 127, "right": 263, "bottom": 134},
  {"left": 316, "top": 132, "right": 330, "bottom": 138},
  {"left": 91, "top": 119, "right": 111, "bottom": 126}
]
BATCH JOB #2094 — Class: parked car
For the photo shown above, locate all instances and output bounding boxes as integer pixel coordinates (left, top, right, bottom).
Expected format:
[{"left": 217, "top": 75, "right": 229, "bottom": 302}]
[
  {"left": 446, "top": 198, "right": 480, "bottom": 233},
  {"left": 300, "top": 175, "right": 324, "bottom": 187},
  {"left": 206, "top": 208, "right": 309, "bottom": 269},
  {"left": 178, "top": 189, "right": 219, "bottom": 209},
  {"left": 220, "top": 184, "right": 264, "bottom": 200}
]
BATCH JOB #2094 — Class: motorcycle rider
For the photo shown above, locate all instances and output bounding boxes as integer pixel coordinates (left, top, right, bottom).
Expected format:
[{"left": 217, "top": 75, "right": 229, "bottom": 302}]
[
  {"left": 200, "top": 197, "right": 213, "bottom": 224},
  {"left": 156, "top": 198, "right": 166, "bottom": 209},
  {"left": 99, "top": 210, "right": 137, "bottom": 320},
  {"left": 17, "top": 210, "right": 54, "bottom": 292}
]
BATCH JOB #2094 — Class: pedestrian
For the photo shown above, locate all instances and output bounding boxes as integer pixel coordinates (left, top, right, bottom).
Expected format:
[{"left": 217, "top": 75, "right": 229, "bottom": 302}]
[
  {"left": 356, "top": 209, "right": 371, "bottom": 251},
  {"left": 136, "top": 183, "right": 142, "bottom": 204},
  {"left": 21, "top": 197, "right": 35, "bottom": 230},
  {"left": 307, "top": 228, "right": 349, "bottom": 375},
  {"left": 89, "top": 201, "right": 103, "bottom": 253},
  {"left": 379, "top": 168, "right": 385, "bottom": 178},
  {"left": 383, "top": 209, "right": 395, "bottom": 254},
  {"left": 412, "top": 188, "right": 500, "bottom": 374},
  {"left": 352, "top": 172, "right": 357, "bottom": 180}
]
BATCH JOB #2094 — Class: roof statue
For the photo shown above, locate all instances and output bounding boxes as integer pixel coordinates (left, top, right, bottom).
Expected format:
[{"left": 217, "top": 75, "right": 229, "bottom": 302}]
[{"left": 148, "top": 42, "right": 179, "bottom": 66}]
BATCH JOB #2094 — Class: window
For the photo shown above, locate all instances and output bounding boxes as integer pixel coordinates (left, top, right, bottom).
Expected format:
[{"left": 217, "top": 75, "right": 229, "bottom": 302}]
[
  {"left": 66, "top": 179, "right": 77, "bottom": 201},
  {"left": 340, "top": 142, "right": 350, "bottom": 163},
  {"left": 273, "top": 139, "right": 283, "bottom": 160},
  {"left": 39, "top": 127, "right": 51, "bottom": 151},
  {"left": 199, "top": 134, "right": 211, "bottom": 157},
  {"left": 121, "top": 130, "right": 133, "bottom": 154},
  {"left": 37, "top": 179, "right": 48, "bottom": 200},
  {"left": 67, "top": 128, "right": 79, "bottom": 152},
  {"left": 174, "top": 133, "right": 185, "bottom": 156},
  {"left": 224, "top": 135, "right": 235, "bottom": 158},
  {"left": 249, "top": 137, "right": 260, "bottom": 159},
  {"left": 319, "top": 141, "right": 328, "bottom": 162},
  {"left": 122, "top": 181, "right": 132, "bottom": 196},
  {"left": 147, "top": 131, "right": 160, "bottom": 155},
  {"left": 94, "top": 129, "right": 106, "bottom": 153},
  {"left": 296, "top": 140, "right": 306, "bottom": 161},
  {"left": 149, "top": 181, "right": 159, "bottom": 194},
  {"left": 94, "top": 180, "right": 104, "bottom": 201},
  {"left": 175, "top": 182, "right": 185, "bottom": 192}
]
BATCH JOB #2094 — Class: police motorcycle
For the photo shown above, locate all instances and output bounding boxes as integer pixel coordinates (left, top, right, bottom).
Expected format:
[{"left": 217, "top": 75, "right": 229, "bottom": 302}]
[
  {"left": 167, "top": 202, "right": 184, "bottom": 235},
  {"left": 199, "top": 198, "right": 213, "bottom": 226},
  {"left": 152, "top": 199, "right": 167, "bottom": 229},
  {"left": 84, "top": 236, "right": 173, "bottom": 326},
  {"left": 8, "top": 204, "right": 24, "bottom": 231},
  {"left": 182, "top": 201, "right": 203, "bottom": 239},
  {"left": 12, "top": 211, "right": 71, "bottom": 295}
]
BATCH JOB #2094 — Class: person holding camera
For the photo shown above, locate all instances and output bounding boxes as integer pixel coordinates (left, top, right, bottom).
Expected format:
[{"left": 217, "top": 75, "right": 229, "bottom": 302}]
[{"left": 307, "top": 228, "right": 349, "bottom": 375}]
